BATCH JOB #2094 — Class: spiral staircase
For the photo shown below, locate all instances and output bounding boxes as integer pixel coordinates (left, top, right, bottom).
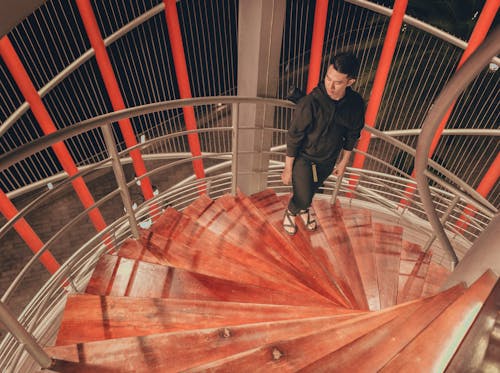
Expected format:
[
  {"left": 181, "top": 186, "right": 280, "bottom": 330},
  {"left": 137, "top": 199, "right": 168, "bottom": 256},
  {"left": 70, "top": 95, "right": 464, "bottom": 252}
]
[{"left": 40, "top": 188, "right": 498, "bottom": 372}]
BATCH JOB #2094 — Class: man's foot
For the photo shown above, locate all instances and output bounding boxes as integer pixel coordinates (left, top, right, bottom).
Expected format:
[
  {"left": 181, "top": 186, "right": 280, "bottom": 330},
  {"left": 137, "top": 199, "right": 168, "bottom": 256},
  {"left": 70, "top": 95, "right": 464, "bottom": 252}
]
[
  {"left": 299, "top": 208, "right": 317, "bottom": 231},
  {"left": 282, "top": 209, "right": 297, "bottom": 235}
]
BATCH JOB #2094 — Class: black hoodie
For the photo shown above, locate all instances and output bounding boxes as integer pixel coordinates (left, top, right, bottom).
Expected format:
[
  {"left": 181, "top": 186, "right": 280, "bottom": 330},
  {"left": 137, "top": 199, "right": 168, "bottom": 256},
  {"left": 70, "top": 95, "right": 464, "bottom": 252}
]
[{"left": 286, "top": 82, "right": 365, "bottom": 164}]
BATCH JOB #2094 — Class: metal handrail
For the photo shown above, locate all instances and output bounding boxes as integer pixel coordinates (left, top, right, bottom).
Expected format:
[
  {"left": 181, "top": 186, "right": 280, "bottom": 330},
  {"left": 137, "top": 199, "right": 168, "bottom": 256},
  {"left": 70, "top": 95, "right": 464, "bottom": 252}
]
[{"left": 415, "top": 26, "right": 500, "bottom": 267}]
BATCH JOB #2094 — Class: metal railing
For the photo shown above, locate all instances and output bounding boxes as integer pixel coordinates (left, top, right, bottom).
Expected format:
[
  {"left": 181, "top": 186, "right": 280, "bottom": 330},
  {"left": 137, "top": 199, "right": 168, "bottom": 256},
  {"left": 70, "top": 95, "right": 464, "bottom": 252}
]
[{"left": 0, "top": 96, "right": 497, "bottom": 370}]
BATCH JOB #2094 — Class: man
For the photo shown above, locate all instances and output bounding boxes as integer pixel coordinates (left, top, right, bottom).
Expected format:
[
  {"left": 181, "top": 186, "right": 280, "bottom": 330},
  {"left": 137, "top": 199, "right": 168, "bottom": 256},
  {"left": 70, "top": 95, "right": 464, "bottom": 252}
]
[{"left": 281, "top": 52, "right": 365, "bottom": 235}]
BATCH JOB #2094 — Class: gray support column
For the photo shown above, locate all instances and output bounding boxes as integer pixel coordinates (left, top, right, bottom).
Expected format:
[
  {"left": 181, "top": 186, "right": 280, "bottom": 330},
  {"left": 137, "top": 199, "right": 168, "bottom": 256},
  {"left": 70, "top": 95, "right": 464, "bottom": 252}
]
[
  {"left": 442, "top": 213, "right": 500, "bottom": 289},
  {"left": 236, "top": 0, "right": 286, "bottom": 195}
]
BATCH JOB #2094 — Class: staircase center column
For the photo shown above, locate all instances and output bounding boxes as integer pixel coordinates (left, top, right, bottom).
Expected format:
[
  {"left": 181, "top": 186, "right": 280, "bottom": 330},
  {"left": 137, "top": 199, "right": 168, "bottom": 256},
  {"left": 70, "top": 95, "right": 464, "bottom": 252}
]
[{"left": 236, "top": 0, "right": 286, "bottom": 195}]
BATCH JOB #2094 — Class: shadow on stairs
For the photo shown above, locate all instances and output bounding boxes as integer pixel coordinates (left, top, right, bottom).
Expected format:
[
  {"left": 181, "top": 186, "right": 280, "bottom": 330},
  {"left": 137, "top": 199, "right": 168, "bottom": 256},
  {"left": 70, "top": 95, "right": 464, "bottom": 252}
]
[{"left": 41, "top": 189, "right": 498, "bottom": 372}]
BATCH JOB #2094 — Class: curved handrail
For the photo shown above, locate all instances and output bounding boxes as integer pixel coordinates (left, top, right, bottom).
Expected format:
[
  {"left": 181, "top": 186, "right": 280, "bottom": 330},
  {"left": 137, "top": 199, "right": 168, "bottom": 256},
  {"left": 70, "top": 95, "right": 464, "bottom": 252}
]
[
  {"left": 415, "top": 26, "right": 500, "bottom": 266},
  {"left": 1, "top": 96, "right": 495, "bottom": 218}
]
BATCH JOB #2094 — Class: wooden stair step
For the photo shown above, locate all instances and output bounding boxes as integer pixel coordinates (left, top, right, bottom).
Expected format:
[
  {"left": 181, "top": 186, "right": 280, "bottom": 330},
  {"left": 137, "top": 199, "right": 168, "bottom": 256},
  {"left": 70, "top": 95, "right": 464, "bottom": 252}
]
[
  {"left": 85, "top": 254, "right": 171, "bottom": 298},
  {"left": 220, "top": 191, "right": 331, "bottom": 287},
  {"left": 178, "top": 194, "right": 354, "bottom": 307},
  {"left": 311, "top": 198, "right": 368, "bottom": 310},
  {"left": 422, "top": 260, "right": 452, "bottom": 297},
  {"left": 297, "top": 283, "right": 467, "bottom": 372},
  {"left": 380, "top": 270, "right": 498, "bottom": 372},
  {"left": 341, "top": 207, "right": 379, "bottom": 311},
  {"left": 397, "top": 240, "right": 431, "bottom": 304},
  {"left": 182, "top": 299, "right": 426, "bottom": 372},
  {"left": 248, "top": 190, "right": 353, "bottom": 308},
  {"left": 182, "top": 193, "right": 214, "bottom": 221},
  {"left": 88, "top": 253, "right": 336, "bottom": 307},
  {"left": 116, "top": 238, "right": 163, "bottom": 265},
  {"left": 45, "top": 314, "right": 366, "bottom": 373},
  {"left": 242, "top": 191, "right": 352, "bottom": 307},
  {"left": 56, "top": 294, "right": 354, "bottom": 345},
  {"left": 141, "top": 222, "right": 337, "bottom": 304},
  {"left": 373, "top": 222, "right": 404, "bottom": 309}
]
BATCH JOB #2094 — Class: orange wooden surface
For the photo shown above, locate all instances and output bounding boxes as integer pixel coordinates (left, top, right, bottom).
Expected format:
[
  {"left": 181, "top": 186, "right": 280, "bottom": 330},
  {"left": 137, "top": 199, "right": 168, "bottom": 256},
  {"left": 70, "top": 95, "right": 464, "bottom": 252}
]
[
  {"left": 341, "top": 207, "right": 379, "bottom": 310},
  {"left": 380, "top": 270, "right": 498, "bottom": 372},
  {"left": 46, "top": 189, "right": 486, "bottom": 372},
  {"left": 56, "top": 294, "right": 353, "bottom": 345},
  {"left": 297, "top": 283, "right": 466, "bottom": 372},
  {"left": 312, "top": 198, "right": 368, "bottom": 310},
  {"left": 397, "top": 240, "right": 431, "bottom": 303},
  {"left": 373, "top": 222, "right": 403, "bottom": 309}
]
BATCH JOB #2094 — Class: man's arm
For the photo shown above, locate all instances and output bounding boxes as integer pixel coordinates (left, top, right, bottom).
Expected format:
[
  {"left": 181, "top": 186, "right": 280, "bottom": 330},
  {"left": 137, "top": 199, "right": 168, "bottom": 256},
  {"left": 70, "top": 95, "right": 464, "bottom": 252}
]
[
  {"left": 333, "top": 150, "right": 351, "bottom": 176},
  {"left": 281, "top": 156, "right": 295, "bottom": 185}
]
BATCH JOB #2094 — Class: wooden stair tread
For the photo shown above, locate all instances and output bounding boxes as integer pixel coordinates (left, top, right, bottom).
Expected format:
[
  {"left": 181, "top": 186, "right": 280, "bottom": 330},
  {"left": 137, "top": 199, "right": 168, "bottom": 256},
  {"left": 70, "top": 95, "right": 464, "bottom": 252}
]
[
  {"left": 86, "top": 254, "right": 335, "bottom": 307},
  {"left": 181, "top": 299, "right": 425, "bottom": 372},
  {"left": 380, "top": 270, "right": 498, "bottom": 372},
  {"left": 140, "top": 218, "right": 339, "bottom": 304},
  {"left": 312, "top": 198, "right": 368, "bottom": 310},
  {"left": 341, "top": 207, "right": 379, "bottom": 311},
  {"left": 56, "top": 294, "right": 355, "bottom": 345},
  {"left": 422, "top": 260, "right": 452, "bottom": 297},
  {"left": 373, "top": 222, "right": 404, "bottom": 309},
  {"left": 297, "top": 283, "right": 467, "bottom": 372},
  {"left": 245, "top": 190, "right": 353, "bottom": 307},
  {"left": 397, "top": 240, "right": 431, "bottom": 304},
  {"left": 46, "top": 314, "right": 367, "bottom": 373}
]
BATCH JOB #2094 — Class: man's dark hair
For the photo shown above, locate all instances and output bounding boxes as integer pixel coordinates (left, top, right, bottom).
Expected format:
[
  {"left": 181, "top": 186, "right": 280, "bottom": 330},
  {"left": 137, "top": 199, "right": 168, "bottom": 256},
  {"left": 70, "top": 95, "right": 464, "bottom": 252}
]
[{"left": 330, "top": 52, "right": 360, "bottom": 78}]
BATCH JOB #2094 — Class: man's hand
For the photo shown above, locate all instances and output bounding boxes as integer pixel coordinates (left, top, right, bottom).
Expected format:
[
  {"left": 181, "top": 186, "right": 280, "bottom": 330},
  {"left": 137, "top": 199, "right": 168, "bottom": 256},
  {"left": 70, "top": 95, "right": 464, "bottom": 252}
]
[
  {"left": 282, "top": 156, "right": 295, "bottom": 185},
  {"left": 281, "top": 168, "right": 292, "bottom": 185},
  {"left": 333, "top": 162, "right": 347, "bottom": 177}
]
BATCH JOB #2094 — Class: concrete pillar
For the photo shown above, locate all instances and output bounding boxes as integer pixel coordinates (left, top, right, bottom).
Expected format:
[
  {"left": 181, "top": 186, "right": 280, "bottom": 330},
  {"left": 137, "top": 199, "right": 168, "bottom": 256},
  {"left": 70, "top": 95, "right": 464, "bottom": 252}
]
[
  {"left": 442, "top": 213, "right": 500, "bottom": 289},
  {"left": 236, "top": 0, "right": 286, "bottom": 195}
]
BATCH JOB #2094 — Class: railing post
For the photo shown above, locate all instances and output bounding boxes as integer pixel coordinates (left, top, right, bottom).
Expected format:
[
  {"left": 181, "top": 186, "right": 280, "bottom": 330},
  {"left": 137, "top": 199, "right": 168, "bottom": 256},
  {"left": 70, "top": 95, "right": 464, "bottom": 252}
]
[
  {"left": 101, "top": 125, "right": 140, "bottom": 239},
  {"left": 0, "top": 301, "right": 53, "bottom": 369},
  {"left": 231, "top": 103, "right": 239, "bottom": 196},
  {"left": 330, "top": 168, "right": 347, "bottom": 204},
  {"left": 423, "top": 194, "right": 460, "bottom": 253}
]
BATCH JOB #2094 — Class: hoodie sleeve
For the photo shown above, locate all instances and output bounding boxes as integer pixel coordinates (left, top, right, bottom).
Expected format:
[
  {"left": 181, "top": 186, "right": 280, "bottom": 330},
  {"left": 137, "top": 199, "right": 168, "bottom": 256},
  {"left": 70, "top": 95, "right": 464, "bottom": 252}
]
[
  {"left": 286, "top": 98, "right": 314, "bottom": 157},
  {"left": 342, "top": 95, "right": 365, "bottom": 151}
]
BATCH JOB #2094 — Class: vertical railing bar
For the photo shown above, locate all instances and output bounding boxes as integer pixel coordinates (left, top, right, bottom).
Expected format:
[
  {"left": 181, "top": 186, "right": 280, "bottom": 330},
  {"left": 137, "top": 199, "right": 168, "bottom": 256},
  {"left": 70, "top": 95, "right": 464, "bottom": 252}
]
[
  {"left": 330, "top": 167, "right": 346, "bottom": 204},
  {"left": 101, "top": 125, "right": 140, "bottom": 239},
  {"left": 0, "top": 302, "right": 53, "bottom": 369},
  {"left": 423, "top": 194, "right": 461, "bottom": 252},
  {"left": 231, "top": 103, "right": 239, "bottom": 195}
]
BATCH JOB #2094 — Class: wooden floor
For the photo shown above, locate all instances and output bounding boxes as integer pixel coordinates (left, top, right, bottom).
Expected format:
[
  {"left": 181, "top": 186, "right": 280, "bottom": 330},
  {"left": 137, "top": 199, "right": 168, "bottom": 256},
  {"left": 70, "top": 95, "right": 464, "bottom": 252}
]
[{"left": 41, "top": 189, "right": 498, "bottom": 372}]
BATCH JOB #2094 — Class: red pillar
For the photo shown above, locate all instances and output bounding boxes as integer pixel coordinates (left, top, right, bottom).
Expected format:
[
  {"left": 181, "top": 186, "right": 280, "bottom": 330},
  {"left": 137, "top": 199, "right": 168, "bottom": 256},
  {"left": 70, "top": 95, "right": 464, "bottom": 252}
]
[
  {"left": 400, "top": 0, "right": 499, "bottom": 206},
  {"left": 306, "top": 0, "right": 329, "bottom": 94},
  {"left": 0, "top": 191, "right": 59, "bottom": 274},
  {"left": 76, "top": 0, "right": 155, "bottom": 201},
  {"left": 163, "top": 0, "right": 205, "bottom": 181},
  {"left": 0, "top": 36, "right": 107, "bottom": 234},
  {"left": 351, "top": 0, "right": 408, "bottom": 176}
]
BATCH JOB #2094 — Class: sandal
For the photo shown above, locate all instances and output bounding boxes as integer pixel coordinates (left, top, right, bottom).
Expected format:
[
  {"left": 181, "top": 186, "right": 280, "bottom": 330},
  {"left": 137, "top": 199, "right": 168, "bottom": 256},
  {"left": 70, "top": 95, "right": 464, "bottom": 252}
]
[
  {"left": 282, "top": 209, "right": 297, "bottom": 235},
  {"left": 299, "top": 208, "right": 317, "bottom": 231}
]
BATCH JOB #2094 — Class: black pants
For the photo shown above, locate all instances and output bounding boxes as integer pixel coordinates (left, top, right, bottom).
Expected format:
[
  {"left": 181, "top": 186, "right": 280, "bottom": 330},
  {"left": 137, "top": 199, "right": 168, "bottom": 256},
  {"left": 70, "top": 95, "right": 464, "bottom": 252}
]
[{"left": 287, "top": 157, "right": 335, "bottom": 214}]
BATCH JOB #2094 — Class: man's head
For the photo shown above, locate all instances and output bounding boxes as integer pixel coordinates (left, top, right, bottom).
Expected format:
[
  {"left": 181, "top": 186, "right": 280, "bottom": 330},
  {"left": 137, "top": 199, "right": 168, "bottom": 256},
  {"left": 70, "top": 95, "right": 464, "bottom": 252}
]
[{"left": 324, "top": 52, "right": 359, "bottom": 100}]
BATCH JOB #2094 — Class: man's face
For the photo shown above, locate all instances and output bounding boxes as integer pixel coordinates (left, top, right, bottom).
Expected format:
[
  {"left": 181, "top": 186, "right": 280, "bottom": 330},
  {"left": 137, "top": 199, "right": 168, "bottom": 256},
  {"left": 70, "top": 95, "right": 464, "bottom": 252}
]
[{"left": 324, "top": 65, "right": 355, "bottom": 100}]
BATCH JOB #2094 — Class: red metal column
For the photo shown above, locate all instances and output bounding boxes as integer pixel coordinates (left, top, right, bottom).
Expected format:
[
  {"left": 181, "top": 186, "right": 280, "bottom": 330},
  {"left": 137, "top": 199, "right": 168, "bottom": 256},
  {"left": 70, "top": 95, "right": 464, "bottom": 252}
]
[
  {"left": 76, "top": 0, "right": 155, "bottom": 201},
  {"left": 0, "top": 36, "right": 107, "bottom": 234},
  {"left": 0, "top": 191, "right": 59, "bottom": 274},
  {"left": 351, "top": 0, "right": 408, "bottom": 176},
  {"left": 306, "top": 0, "right": 329, "bottom": 94},
  {"left": 456, "top": 152, "right": 499, "bottom": 232},
  {"left": 163, "top": 0, "right": 205, "bottom": 181},
  {"left": 400, "top": 0, "right": 499, "bottom": 206}
]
